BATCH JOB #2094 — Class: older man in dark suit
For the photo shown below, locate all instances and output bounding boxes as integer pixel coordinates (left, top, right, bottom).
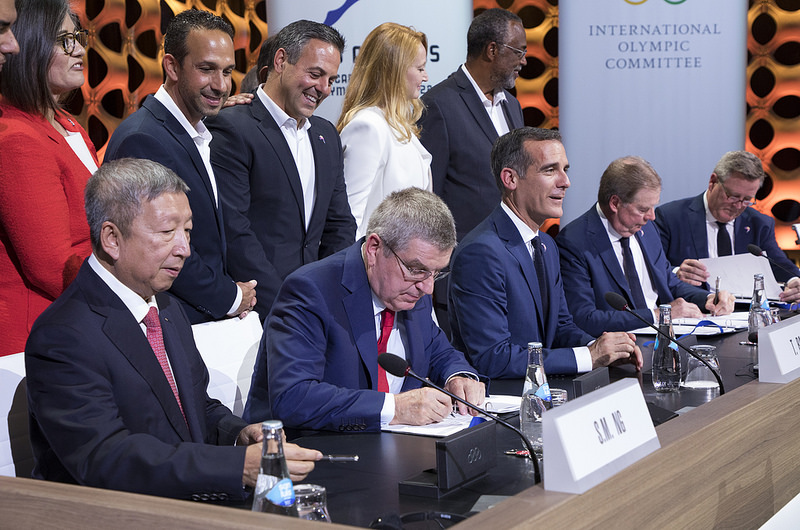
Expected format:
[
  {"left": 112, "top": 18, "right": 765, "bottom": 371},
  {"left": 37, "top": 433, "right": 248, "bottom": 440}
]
[
  {"left": 25, "top": 158, "right": 319, "bottom": 500},
  {"left": 207, "top": 20, "right": 356, "bottom": 320},
  {"left": 105, "top": 10, "right": 256, "bottom": 324}
]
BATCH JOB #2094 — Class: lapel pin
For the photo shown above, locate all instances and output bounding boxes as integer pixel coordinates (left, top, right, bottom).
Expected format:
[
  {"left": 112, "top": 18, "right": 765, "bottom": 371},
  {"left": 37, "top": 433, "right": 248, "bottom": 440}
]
[
  {"left": 318, "top": 134, "right": 325, "bottom": 144},
  {"left": 745, "top": 226, "right": 750, "bottom": 233}
]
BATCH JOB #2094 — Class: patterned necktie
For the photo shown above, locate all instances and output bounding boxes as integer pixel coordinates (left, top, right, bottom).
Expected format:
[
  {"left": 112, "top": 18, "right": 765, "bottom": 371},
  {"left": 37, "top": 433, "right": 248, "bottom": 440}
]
[
  {"left": 142, "top": 307, "right": 186, "bottom": 423},
  {"left": 377, "top": 309, "right": 395, "bottom": 393},
  {"left": 716, "top": 221, "right": 732, "bottom": 256},
  {"left": 532, "top": 236, "right": 549, "bottom": 311},
  {"left": 620, "top": 237, "right": 648, "bottom": 310}
]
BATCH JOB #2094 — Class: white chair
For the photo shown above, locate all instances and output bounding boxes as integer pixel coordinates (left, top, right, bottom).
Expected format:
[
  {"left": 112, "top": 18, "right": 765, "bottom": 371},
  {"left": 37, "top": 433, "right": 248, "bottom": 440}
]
[
  {"left": 191, "top": 311, "right": 263, "bottom": 417},
  {"left": 0, "top": 352, "right": 32, "bottom": 477}
]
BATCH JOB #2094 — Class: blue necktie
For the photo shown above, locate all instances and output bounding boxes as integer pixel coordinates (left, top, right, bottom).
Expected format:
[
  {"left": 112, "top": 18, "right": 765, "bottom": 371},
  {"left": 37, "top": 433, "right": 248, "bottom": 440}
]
[{"left": 532, "top": 236, "right": 549, "bottom": 311}]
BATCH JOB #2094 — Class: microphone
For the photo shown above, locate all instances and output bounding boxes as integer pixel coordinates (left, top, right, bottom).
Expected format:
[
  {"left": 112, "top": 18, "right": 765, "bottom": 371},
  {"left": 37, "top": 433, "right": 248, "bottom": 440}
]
[
  {"left": 747, "top": 244, "right": 799, "bottom": 281},
  {"left": 603, "top": 292, "right": 725, "bottom": 394},
  {"left": 378, "top": 353, "right": 542, "bottom": 483}
]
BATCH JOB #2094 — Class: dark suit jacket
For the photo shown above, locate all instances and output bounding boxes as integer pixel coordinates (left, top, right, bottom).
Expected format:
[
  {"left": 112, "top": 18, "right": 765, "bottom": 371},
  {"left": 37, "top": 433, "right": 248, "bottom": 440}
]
[
  {"left": 243, "top": 241, "right": 477, "bottom": 432},
  {"left": 104, "top": 96, "right": 237, "bottom": 323},
  {"left": 25, "top": 261, "right": 248, "bottom": 501},
  {"left": 655, "top": 193, "right": 800, "bottom": 283},
  {"left": 557, "top": 206, "right": 711, "bottom": 336},
  {"left": 448, "top": 206, "right": 592, "bottom": 379},
  {"left": 206, "top": 95, "right": 355, "bottom": 320},
  {"left": 419, "top": 67, "right": 525, "bottom": 241}
]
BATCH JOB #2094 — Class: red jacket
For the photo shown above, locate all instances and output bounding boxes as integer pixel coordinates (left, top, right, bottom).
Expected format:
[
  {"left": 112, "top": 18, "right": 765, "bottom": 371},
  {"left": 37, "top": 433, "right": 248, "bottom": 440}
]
[{"left": 0, "top": 102, "right": 96, "bottom": 355}]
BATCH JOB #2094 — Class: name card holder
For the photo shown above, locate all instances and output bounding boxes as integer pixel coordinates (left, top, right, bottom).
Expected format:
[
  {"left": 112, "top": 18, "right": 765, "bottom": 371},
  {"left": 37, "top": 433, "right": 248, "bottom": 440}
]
[
  {"left": 543, "top": 378, "right": 659, "bottom": 494},
  {"left": 758, "top": 317, "right": 800, "bottom": 383}
]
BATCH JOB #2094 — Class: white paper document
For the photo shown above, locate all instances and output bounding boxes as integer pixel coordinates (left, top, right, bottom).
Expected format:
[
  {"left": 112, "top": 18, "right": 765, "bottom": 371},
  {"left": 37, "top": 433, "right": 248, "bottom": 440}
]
[
  {"left": 700, "top": 254, "right": 782, "bottom": 299},
  {"left": 381, "top": 394, "right": 520, "bottom": 437},
  {"left": 630, "top": 311, "right": 749, "bottom": 336}
]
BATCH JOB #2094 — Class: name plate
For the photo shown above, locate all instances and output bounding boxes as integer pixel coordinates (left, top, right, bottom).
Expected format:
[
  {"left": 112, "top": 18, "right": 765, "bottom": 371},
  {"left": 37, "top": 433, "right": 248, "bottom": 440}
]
[
  {"left": 543, "top": 378, "right": 659, "bottom": 494},
  {"left": 758, "top": 317, "right": 800, "bottom": 383}
]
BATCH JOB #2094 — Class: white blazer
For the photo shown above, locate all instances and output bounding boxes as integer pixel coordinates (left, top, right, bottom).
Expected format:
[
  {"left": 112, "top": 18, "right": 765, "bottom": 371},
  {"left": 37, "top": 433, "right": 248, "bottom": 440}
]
[{"left": 340, "top": 106, "right": 432, "bottom": 237}]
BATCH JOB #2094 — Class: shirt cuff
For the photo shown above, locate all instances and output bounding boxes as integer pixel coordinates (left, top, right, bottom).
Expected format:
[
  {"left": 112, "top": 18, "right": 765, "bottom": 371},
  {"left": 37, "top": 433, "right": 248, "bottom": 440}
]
[
  {"left": 380, "top": 392, "right": 395, "bottom": 425},
  {"left": 573, "top": 346, "right": 593, "bottom": 373},
  {"left": 226, "top": 283, "right": 244, "bottom": 316}
]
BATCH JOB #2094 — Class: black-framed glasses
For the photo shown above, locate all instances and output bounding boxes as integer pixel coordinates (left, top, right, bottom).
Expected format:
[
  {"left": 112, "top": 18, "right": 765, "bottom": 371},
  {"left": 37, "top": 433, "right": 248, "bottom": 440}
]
[
  {"left": 56, "top": 29, "right": 88, "bottom": 56},
  {"left": 385, "top": 243, "right": 450, "bottom": 282},
  {"left": 500, "top": 43, "right": 527, "bottom": 60},
  {"left": 717, "top": 178, "right": 756, "bottom": 207}
]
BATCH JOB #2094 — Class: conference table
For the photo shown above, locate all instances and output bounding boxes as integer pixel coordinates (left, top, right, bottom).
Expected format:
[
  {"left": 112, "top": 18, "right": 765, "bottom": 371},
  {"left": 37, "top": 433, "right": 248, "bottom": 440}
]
[
  {"left": 285, "top": 325, "right": 767, "bottom": 528},
  {"left": 5, "top": 319, "right": 800, "bottom": 529}
]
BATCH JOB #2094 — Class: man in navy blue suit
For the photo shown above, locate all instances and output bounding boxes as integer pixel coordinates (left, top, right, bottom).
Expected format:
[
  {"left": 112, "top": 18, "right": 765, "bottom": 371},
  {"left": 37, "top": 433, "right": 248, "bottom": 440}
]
[
  {"left": 207, "top": 20, "right": 355, "bottom": 321},
  {"left": 244, "top": 188, "right": 483, "bottom": 431},
  {"left": 655, "top": 150, "right": 800, "bottom": 302},
  {"left": 25, "top": 158, "right": 319, "bottom": 500},
  {"left": 105, "top": 10, "right": 256, "bottom": 324},
  {"left": 448, "top": 128, "right": 642, "bottom": 380},
  {"left": 557, "top": 156, "right": 735, "bottom": 337}
]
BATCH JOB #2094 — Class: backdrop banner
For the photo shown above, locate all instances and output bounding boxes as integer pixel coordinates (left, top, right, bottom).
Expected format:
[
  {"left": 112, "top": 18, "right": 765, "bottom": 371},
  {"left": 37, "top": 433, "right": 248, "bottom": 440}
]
[
  {"left": 559, "top": 0, "right": 747, "bottom": 224},
  {"left": 267, "top": 0, "right": 472, "bottom": 124}
]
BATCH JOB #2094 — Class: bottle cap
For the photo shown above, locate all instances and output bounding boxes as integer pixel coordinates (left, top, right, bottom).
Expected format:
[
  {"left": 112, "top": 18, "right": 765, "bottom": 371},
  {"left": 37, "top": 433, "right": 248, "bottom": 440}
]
[{"left": 262, "top": 420, "right": 283, "bottom": 430}]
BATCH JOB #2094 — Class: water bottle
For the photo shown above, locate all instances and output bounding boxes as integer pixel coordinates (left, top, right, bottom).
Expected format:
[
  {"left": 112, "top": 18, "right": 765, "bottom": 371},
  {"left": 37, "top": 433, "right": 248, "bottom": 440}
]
[
  {"left": 748, "top": 273, "right": 771, "bottom": 343},
  {"left": 251, "top": 420, "right": 298, "bottom": 516},
  {"left": 652, "top": 304, "right": 680, "bottom": 392},
  {"left": 520, "top": 342, "right": 551, "bottom": 458}
]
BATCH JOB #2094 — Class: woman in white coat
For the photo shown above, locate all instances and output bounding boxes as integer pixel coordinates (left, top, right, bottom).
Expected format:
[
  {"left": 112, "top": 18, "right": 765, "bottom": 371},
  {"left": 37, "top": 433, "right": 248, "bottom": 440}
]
[{"left": 337, "top": 23, "right": 432, "bottom": 237}]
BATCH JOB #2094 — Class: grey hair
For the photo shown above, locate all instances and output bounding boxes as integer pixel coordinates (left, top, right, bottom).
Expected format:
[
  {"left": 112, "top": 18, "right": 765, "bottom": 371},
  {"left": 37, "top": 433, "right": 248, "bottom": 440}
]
[
  {"left": 269, "top": 20, "right": 345, "bottom": 69},
  {"left": 85, "top": 158, "right": 190, "bottom": 250},
  {"left": 713, "top": 151, "right": 765, "bottom": 185},
  {"left": 467, "top": 8, "right": 523, "bottom": 60},
  {"left": 598, "top": 156, "right": 661, "bottom": 206},
  {"left": 365, "top": 188, "right": 456, "bottom": 253},
  {"left": 491, "top": 127, "right": 563, "bottom": 192}
]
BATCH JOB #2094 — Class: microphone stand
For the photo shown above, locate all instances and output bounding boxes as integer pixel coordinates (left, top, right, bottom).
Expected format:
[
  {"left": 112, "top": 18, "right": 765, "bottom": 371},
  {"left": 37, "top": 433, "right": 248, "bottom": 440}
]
[
  {"left": 604, "top": 292, "right": 725, "bottom": 394},
  {"left": 381, "top": 356, "right": 542, "bottom": 483}
]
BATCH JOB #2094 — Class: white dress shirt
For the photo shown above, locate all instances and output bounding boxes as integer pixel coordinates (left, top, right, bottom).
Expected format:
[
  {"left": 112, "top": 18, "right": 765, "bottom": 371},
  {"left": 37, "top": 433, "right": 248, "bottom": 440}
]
[
  {"left": 258, "top": 86, "right": 316, "bottom": 229},
  {"left": 461, "top": 64, "right": 510, "bottom": 136},
  {"left": 703, "top": 191, "right": 734, "bottom": 258}
]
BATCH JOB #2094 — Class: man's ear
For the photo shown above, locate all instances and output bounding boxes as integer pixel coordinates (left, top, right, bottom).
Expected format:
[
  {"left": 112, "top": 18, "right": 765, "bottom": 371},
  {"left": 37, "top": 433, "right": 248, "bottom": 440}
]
[
  {"left": 162, "top": 53, "right": 181, "bottom": 84},
  {"left": 500, "top": 167, "right": 518, "bottom": 192},
  {"left": 272, "top": 48, "right": 288, "bottom": 74},
  {"left": 608, "top": 195, "right": 622, "bottom": 215},
  {"left": 100, "top": 222, "right": 122, "bottom": 261}
]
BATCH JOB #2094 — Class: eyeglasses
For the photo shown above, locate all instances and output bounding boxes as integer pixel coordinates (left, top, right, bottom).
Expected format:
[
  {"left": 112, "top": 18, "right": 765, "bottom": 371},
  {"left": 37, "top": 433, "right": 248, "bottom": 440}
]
[
  {"left": 500, "top": 43, "right": 527, "bottom": 60},
  {"left": 385, "top": 243, "right": 450, "bottom": 283},
  {"left": 717, "top": 179, "right": 756, "bottom": 207},
  {"left": 56, "top": 29, "right": 88, "bottom": 56}
]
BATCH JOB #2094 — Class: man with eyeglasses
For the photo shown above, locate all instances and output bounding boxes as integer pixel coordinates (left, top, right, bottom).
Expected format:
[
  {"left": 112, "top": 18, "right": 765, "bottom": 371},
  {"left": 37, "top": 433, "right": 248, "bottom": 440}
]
[
  {"left": 449, "top": 129, "right": 644, "bottom": 379},
  {"left": 244, "top": 188, "right": 484, "bottom": 432},
  {"left": 655, "top": 151, "right": 800, "bottom": 301},
  {"left": 557, "top": 155, "right": 735, "bottom": 338}
]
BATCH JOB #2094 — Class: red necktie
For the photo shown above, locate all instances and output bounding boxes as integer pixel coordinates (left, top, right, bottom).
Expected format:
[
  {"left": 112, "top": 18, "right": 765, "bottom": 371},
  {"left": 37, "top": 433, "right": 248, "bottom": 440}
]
[
  {"left": 377, "top": 309, "right": 395, "bottom": 393},
  {"left": 143, "top": 307, "right": 187, "bottom": 423}
]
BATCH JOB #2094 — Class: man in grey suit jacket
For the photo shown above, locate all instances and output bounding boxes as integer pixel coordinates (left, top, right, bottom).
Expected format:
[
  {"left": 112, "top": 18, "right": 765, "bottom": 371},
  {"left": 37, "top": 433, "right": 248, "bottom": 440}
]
[
  {"left": 207, "top": 20, "right": 355, "bottom": 320},
  {"left": 25, "top": 158, "right": 319, "bottom": 501},
  {"left": 419, "top": 8, "right": 527, "bottom": 241}
]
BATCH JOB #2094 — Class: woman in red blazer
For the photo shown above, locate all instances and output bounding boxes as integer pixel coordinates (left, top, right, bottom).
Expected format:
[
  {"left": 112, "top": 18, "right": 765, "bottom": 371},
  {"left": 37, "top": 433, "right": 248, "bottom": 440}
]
[{"left": 0, "top": 0, "right": 97, "bottom": 355}]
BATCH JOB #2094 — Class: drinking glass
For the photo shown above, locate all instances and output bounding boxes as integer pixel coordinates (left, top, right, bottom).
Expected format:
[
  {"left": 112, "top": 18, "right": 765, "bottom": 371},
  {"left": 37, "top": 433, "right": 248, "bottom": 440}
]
[{"left": 293, "top": 484, "right": 331, "bottom": 523}]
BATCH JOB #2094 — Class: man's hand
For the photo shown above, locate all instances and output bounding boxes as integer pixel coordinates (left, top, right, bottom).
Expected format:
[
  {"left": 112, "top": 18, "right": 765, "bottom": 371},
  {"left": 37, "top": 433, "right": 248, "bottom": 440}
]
[
  {"left": 588, "top": 332, "right": 642, "bottom": 370},
  {"left": 663, "top": 297, "right": 704, "bottom": 319},
  {"left": 284, "top": 442, "right": 323, "bottom": 482},
  {"left": 705, "top": 290, "right": 735, "bottom": 316},
  {"left": 234, "top": 280, "right": 257, "bottom": 319},
  {"left": 676, "top": 259, "right": 709, "bottom": 286},
  {"left": 240, "top": 424, "right": 323, "bottom": 487},
  {"left": 444, "top": 376, "right": 485, "bottom": 416},
  {"left": 780, "top": 277, "right": 800, "bottom": 303},
  {"left": 236, "top": 422, "right": 262, "bottom": 446},
  {"left": 224, "top": 92, "right": 254, "bottom": 107},
  {"left": 391, "top": 387, "right": 451, "bottom": 425}
]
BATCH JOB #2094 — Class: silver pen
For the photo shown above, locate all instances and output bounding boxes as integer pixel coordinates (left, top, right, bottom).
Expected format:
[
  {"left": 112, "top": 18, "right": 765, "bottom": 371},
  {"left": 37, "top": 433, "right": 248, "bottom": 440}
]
[
  {"left": 321, "top": 454, "right": 359, "bottom": 462},
  {"left": 714, "top": 276, "right": 720, "bottom": 305}
]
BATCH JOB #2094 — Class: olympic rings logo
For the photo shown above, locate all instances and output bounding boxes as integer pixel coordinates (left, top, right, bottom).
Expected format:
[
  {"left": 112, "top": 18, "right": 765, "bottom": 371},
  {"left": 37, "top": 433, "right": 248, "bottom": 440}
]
[{"left": 624, "top": 0, "right": 687, "bottom": 4}]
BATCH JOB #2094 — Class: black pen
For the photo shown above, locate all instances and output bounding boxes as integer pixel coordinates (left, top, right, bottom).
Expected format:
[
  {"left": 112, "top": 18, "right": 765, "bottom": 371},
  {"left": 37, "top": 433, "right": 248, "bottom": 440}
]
[
  {"left": 321, "top": 454, "right": 359, "bottom": 462},
  {"left": 713, "top": 276, "right": 720, "bottom": 305}
]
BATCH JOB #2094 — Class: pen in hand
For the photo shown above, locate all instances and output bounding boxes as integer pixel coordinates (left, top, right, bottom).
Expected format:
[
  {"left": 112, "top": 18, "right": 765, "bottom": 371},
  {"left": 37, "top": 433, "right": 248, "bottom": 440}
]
[{"left": 713, "top": 276, "right": 720, "bottom": 305}]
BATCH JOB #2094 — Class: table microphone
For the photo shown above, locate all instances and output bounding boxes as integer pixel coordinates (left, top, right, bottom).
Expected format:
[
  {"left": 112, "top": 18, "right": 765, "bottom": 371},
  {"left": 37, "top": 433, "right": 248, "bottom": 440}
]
[
  {"left": 747, "top": 244, "right": 799, "bottom": 280},
  {"left": 377, "top": 353, "right": 541, "bottom": 483},
  {"left": 603, "top": 292, "right": 725, "bottom": 394}
]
